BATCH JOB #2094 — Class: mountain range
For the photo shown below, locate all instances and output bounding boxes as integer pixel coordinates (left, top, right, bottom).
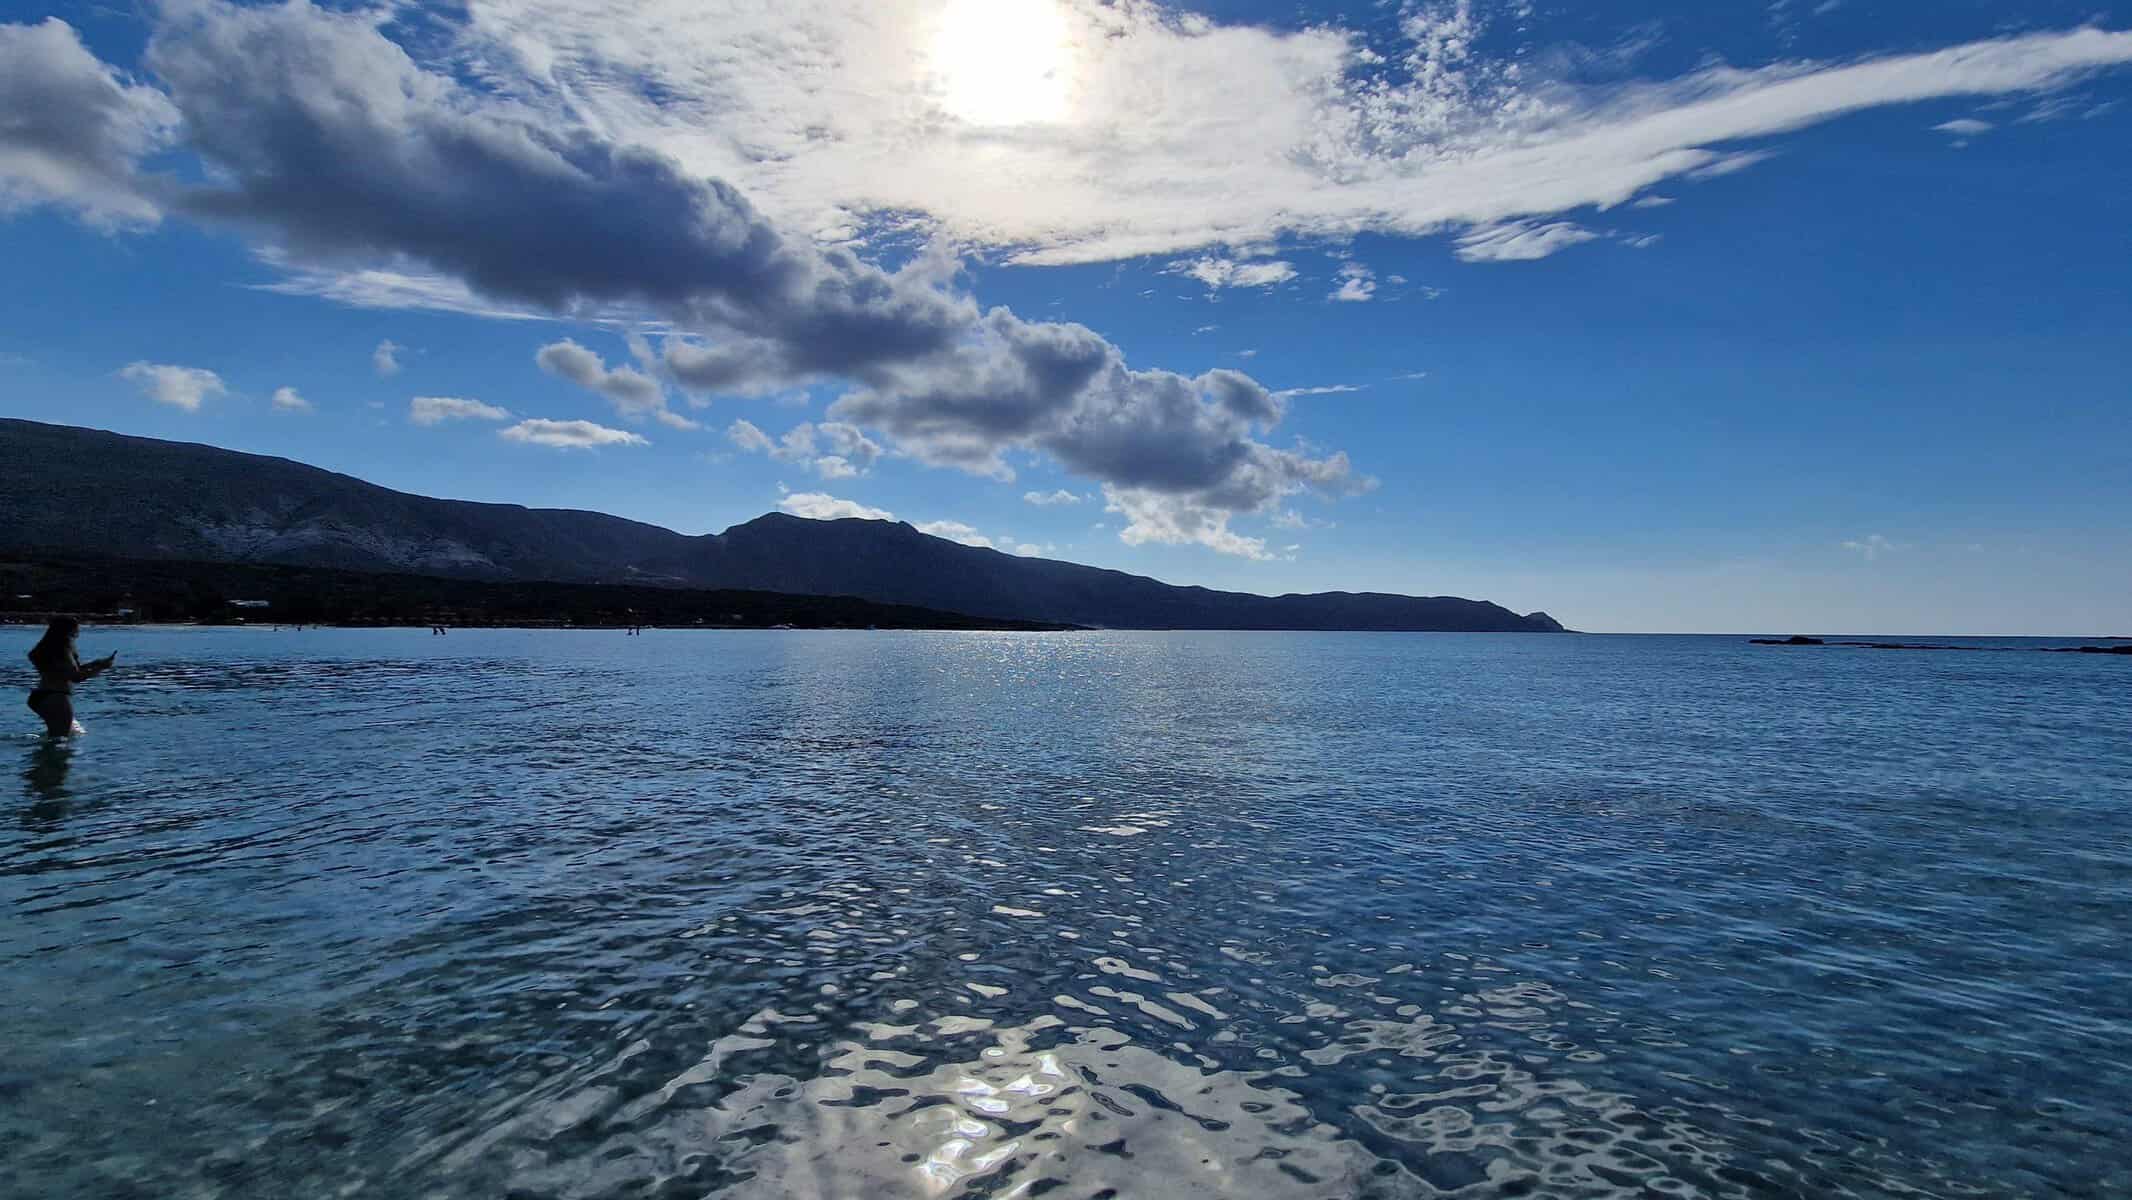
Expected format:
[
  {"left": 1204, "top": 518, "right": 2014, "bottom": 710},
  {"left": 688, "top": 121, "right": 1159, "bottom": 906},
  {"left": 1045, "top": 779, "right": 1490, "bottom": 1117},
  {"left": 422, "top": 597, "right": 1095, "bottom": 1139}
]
[{"left": 0, "top": 419, "right": 1565, "bottom": 632}]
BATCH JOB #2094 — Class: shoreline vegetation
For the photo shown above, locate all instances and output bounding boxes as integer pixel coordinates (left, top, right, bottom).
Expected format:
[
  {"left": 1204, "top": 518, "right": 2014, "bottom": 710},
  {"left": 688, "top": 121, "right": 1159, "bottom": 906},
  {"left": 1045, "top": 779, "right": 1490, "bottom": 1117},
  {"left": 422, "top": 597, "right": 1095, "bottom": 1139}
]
[
  {"left": 1751, "top": 635, "right": 2131, "bottom": 656},
  {"left": 0, "top": 555, "right": 1076, "bottom": 632}
]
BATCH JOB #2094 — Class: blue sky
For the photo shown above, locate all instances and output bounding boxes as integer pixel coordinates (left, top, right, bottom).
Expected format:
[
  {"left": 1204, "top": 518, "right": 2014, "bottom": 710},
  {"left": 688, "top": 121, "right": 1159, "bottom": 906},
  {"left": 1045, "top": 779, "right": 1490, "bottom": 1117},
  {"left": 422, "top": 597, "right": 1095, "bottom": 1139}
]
[{"left": 1, "top": 0, "right": 2128, "bottom": 633}]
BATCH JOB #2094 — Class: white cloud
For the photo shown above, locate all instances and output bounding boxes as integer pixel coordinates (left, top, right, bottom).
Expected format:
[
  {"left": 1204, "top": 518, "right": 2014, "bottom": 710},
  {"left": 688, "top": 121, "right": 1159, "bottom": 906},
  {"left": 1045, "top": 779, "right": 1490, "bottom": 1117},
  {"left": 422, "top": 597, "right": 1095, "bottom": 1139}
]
[
  {"left": 728, "top": 417, "right": 883, "bottom": 477},
  {"left": 779, "top": 491, "right": 895, "bottom": 521},
  {"left": 1022, "top": 489, "right": 1082, "bottom": 506},
  {"left": 119, "top": 362, "right": 224, "bottom": 411},
  {"left": 1328, "top": 262, "right": 1375, "bottom": 303},
  {"left": 535, "top": 337, "right": 696, "bottom": 429},
  {"left": 915, "top": 519, "right": 995, "bottom": 548},
  {"left": 373, "top": 339, "right": 402, "bottom": 376},
  {"left": 1631, "top": 195, "right": 1675, "bottom": 208},
  {"left": 1454, "top": 221, "right": 1601, "bottom": 263},
  {"left": 1934, "top": 117, "right": 1993, "bottom": 136},
  {"left": 1104, "top": 485, "right": 1272, "bottom": 561},
  {"left": 1275, "top": 384, "right": 1363, "bottom": 398},
  {"left": 812, "top": 423, "right": 883, "bottom": 474},
  {"left": 2018, "top": 94, "right": 2121, "bottom": 124},
  {"left": 256, "top": 264, "right": 545, "bottom": 320},
  {"left": 15, "top": 6, "right": 2132, "bottom": 275},
  {"left": 409, "top": 396, "right": 510, "bottom": 425},
  {"left": 727, "top": 418, "right": 775, "bottom": 455},
  {"left": 1168, "top": 257, "right": 1298, "bottom": 291},
  {"left": 271, "top": 385, "right": 311, "bottom": 412},
  {"left": 1015, "top": 543, "right": 1045, "bottom": 557},
  {"left": 443, "top": 5, "right": 2132, "bottom": 266},
  {"left": 0, "top": 18, "right": 176, "bottom": 228},
  {"left": 499, "top": 417, "right": 649, "bottom": 448},
  {"left": 1842, "top": 533, "right": 1904, "bottom": 561},
  {"left": 1686, "top": 150, "right": 1777, "bottom": 181}
]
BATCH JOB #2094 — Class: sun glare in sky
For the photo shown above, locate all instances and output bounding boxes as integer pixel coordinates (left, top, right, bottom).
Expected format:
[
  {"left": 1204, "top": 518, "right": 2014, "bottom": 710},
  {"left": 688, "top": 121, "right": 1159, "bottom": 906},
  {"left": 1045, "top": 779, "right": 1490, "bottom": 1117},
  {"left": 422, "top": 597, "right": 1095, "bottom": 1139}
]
[{"left": 927, "top": 0, "right": 1076, "bottom": 126}]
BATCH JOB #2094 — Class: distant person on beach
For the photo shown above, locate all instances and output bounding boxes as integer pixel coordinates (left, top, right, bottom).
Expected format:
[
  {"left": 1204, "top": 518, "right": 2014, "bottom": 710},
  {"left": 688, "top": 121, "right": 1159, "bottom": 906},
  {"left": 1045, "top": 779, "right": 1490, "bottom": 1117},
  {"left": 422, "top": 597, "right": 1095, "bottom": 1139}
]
[{"left": 25, "top": 618, "right": 115, "bottom": 737}]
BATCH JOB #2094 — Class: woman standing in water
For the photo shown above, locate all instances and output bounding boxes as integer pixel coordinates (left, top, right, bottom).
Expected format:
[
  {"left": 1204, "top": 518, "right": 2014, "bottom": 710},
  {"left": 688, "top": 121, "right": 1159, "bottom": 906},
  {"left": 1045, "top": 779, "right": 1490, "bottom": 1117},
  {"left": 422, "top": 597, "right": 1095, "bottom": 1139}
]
[{"left": 25, "top": 618, "right": 115, "bottom": 737}]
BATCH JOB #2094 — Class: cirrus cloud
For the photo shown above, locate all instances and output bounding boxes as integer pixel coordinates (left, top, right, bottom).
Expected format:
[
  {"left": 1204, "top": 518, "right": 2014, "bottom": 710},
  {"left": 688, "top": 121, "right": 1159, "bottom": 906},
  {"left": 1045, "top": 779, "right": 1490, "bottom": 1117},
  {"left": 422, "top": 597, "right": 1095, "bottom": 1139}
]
[
  {"left": 1454, "top": 221, "right": 1602, "bottom": 263},
  {"left": 1842, "top": 533, "right": 1904, "bottom": 561},
  {"left": 446, "top": 1, "right": 2132, "bottom": 267}
]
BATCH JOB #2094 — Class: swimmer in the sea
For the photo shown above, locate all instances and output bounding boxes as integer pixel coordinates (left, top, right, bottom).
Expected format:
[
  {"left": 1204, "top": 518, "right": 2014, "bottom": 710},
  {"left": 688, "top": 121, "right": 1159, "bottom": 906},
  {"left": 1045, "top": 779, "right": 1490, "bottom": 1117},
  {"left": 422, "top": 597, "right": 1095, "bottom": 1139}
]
[{"left": 25, "top": 617, "right": 115, "bottom": 737}]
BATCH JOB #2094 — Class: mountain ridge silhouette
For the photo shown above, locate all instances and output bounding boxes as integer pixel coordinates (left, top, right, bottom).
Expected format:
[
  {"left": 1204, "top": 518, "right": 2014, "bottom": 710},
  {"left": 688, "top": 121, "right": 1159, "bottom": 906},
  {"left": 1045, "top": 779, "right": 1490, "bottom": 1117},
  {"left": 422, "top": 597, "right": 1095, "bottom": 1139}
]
[{"left": 0, "top": 418, "right": 1566, "bottom": 632}]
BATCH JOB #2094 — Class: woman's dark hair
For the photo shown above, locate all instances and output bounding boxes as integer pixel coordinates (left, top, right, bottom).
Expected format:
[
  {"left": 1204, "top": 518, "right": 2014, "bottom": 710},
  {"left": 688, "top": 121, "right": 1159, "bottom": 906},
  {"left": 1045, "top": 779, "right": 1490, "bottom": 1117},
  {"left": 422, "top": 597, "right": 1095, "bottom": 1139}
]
[{"left": 28, "top": 617, "right": 80, "bottom": 668}]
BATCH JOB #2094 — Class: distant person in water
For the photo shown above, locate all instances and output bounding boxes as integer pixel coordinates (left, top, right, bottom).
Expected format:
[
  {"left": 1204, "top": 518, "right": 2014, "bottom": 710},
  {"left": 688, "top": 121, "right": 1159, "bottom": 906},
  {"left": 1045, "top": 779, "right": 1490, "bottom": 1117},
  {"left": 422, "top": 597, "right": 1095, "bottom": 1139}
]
[{"left": 25, "top": 618, "right": 115, "bottom": 737}]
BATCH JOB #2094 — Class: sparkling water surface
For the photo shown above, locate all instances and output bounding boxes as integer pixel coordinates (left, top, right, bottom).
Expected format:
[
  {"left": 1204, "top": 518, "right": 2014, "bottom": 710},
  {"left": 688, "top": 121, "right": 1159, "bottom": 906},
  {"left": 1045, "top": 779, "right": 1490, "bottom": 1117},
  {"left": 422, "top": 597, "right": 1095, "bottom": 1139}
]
[{"left": 4, "top": 628, "right": 2129, "bottom": 1199}]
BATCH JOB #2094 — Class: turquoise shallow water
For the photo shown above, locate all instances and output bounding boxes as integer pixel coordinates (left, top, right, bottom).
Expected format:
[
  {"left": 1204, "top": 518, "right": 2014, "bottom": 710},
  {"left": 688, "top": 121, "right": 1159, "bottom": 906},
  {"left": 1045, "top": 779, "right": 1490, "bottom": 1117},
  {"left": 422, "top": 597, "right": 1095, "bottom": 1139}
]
[{"left": 3, "top": 627, "right": 2129, "bottom": 1198}]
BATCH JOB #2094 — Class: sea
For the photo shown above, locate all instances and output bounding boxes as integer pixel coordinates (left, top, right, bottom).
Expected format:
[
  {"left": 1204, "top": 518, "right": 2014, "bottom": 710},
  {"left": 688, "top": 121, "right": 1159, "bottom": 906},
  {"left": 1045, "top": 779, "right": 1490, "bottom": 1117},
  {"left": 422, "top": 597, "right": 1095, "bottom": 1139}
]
[{"left": 3, "top": 627, "right": 2128, "bottom": 1199}]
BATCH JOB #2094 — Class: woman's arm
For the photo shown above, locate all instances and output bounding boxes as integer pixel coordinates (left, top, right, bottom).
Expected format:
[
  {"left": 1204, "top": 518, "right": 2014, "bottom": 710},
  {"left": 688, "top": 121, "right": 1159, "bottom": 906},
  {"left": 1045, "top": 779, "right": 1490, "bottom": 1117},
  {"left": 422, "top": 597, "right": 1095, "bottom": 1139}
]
[{"left": 72, "top": 652, "right": 117, "bottom": 683}]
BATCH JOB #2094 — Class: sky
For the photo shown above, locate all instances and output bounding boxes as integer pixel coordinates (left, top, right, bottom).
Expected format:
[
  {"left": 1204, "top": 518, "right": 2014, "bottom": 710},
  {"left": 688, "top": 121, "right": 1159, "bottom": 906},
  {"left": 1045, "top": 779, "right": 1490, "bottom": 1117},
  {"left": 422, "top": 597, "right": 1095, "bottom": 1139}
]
[{"left": 1, "top": 0, "right": 2128, "bottom": 634}]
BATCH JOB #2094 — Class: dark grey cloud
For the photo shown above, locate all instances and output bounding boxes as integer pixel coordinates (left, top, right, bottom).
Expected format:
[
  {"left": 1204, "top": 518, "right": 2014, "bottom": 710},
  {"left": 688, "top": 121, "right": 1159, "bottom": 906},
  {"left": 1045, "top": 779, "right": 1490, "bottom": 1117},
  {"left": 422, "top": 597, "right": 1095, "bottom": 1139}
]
[
  {"left": 147, "top": 1, "right": 970, "bottom": 376},
  {"left": 0, "top": 18, "right": 176, "bottom": 227},
  {"left": 831, "top": 308, "right": 1360, "bottom": 527},
  {"left": 661, "top": 337, "right": 794, "bottom": 397}
]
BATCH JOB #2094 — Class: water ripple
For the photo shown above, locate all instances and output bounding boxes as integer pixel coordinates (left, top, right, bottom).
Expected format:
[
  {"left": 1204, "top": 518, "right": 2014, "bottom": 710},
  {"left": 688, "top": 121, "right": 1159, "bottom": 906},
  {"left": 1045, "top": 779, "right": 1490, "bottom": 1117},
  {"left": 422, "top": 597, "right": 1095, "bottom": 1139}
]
[{"left": 3, "top": 628, "right": 2129, "bottom": 1198}]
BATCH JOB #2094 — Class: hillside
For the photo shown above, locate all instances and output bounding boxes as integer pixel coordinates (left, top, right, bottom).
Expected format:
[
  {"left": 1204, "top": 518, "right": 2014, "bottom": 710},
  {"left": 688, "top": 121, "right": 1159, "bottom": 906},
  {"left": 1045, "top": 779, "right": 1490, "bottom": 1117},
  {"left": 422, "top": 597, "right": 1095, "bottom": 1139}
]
[{"left": 0, "top": 419, "right": 1567, "bottom": 632}]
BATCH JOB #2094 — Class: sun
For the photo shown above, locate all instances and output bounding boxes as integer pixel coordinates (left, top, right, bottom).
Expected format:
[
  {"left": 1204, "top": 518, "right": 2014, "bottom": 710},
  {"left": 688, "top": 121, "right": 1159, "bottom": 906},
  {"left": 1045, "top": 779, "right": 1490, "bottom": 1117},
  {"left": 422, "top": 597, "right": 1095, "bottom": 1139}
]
[{"left": 927, "top": 0, "right": 1076, "bottom": 127}]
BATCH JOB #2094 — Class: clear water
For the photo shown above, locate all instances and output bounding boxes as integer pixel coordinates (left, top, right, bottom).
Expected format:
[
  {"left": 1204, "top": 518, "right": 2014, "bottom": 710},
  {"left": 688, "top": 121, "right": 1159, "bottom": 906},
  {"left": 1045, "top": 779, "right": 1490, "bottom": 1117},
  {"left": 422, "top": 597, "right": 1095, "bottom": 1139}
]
[{"left": 4, "top": 628, "right": 2128, "bottom": 1199}]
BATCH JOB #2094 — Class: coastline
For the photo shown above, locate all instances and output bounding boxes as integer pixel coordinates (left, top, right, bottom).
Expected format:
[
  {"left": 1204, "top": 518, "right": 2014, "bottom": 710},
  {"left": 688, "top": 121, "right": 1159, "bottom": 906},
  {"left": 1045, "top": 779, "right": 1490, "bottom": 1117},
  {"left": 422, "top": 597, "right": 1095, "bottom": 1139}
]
[{"left": 0, "top": 554, "right": 1076, "bottom": 633}]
